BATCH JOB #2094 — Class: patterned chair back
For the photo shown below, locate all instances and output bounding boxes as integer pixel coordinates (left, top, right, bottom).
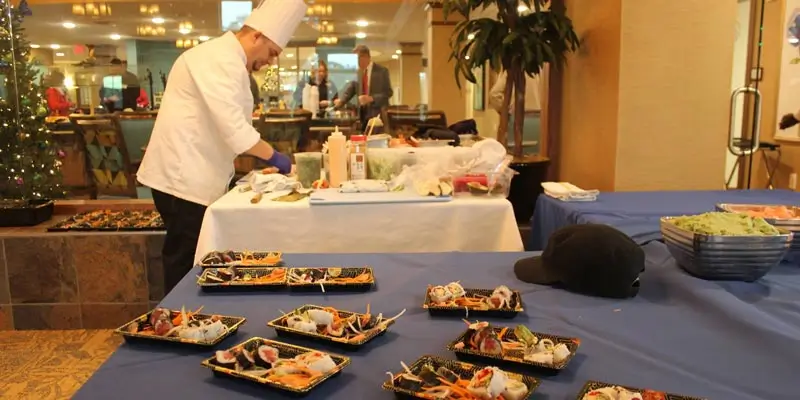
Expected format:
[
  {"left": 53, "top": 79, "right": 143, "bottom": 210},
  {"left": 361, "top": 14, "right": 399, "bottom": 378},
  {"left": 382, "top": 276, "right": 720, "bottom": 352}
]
[{"left": 69, "top": 115, "right": 138, "bottom": 199}]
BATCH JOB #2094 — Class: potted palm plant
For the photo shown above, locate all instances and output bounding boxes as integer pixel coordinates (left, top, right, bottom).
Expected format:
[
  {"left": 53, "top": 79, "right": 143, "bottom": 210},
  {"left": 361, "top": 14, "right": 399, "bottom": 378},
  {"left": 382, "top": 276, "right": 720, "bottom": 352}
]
[{"left": 441, "top": 0, "right": 579, "bottom": 222}]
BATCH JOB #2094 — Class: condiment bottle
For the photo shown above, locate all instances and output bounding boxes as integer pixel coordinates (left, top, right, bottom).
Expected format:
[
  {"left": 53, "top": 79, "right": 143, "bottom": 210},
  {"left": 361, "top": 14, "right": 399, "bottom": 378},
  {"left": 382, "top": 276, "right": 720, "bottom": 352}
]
[
  {"left": 349, "top": 135, "right": 367, "bottom": 180},
  {"left": 327, "top": 127, "right": 348, "bottom": 188}
]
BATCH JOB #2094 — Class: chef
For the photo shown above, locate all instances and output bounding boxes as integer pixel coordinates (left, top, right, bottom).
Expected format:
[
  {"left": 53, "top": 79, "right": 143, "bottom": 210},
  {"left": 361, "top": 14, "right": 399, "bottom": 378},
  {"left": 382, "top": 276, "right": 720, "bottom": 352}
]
[{"left": 137, "top": 0, "right": 308, "bottom": 291}]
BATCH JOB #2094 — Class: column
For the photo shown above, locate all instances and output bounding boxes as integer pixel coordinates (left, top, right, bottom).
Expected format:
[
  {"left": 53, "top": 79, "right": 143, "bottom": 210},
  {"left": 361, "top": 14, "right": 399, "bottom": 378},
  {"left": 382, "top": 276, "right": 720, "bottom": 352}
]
[
  {"left": 426, "top": 2, "right": 465, "bottom": 123},
  {"left": 399, "top": 42, "right": 423, "bottom": 107},
  {"left": 555, "top": 0, "right": 737, "bottom": 191}
]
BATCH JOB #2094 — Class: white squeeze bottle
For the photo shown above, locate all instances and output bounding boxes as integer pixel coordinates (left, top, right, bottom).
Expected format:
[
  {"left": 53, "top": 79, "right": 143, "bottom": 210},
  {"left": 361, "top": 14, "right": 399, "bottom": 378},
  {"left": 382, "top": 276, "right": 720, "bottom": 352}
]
[
  {"left": 327, "top": 127, "right": 348, "bottom": 188},
  {"left": 309, "top": 85, "right": 320, "bottom": 118}
]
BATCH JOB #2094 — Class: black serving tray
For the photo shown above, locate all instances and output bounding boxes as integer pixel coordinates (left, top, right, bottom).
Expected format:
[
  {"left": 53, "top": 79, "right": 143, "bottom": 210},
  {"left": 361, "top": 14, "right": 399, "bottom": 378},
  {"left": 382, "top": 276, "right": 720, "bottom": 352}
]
[
  {"left": 201, "top": 337, "right": 350, "bottom": 396},
  {"left": 197, "top": 250, "right": 284, "bottom": 269},
  {"left": 287, "top": 267, "right": 375, "bottom": 292},
  {"left": 114, "top": 309, "right": 246, "bottom": 347},
  {"left": 0, "top": 199, "right": 54, "bottom": 227},
  {"left": 197, "top": 267, "right": 288, "bottom": 292},
  {"left": 576, "top": 381, "right": 707, "bottom": 400},
  {"left": 47, "top": 210, "right": 164, "bottom": 232},
  {"left": 447, "top": 326, "right": 580, "bottom": 373},
  {"left": 382, "top": 355, "right": 539, "bottom": 400},
  {"left": 267, "top": 304, "right": 396, "bottom": 350},
  {"left": 423, "top": 287, "right": 524, "bottom": 319}
]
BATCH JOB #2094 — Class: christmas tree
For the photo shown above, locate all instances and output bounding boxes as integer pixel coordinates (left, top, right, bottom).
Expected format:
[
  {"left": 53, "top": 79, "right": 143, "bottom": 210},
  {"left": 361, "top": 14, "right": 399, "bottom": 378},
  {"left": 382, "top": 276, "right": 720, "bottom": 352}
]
[{"left": 0, "top": 0, "right": 65, "bottom": 200}]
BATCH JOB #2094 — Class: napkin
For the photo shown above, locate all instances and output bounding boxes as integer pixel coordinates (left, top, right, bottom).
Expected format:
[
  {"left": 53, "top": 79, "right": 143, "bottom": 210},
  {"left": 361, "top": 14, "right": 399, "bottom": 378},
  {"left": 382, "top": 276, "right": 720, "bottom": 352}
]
[
  {"left": 541, "top": 182, "right": 599, "bottom": 202},
  {"left": 249, "top": 173, "right": 301, "bottom": 193}
]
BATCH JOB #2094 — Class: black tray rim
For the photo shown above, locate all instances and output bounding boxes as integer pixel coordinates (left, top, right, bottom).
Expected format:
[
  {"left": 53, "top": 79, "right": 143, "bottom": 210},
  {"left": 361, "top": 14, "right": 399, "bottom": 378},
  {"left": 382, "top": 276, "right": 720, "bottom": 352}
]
[
  {"left": 114, "top": 309, "right": 246, "bottom": 346},
  {"left": 447, "top": 325, "right": 580, "bottom": 371},
  {"left": 381, "top": 354, "right": 540, "bottom": 399},
  {"left": 197, "top": 266, "right": 288, "bottom": 288},
  {"left": 266, "top": 304, "right": 395, "bottom": 347},
  {"left": 200, "top": 336, "right": 351, "bottom": 394},
  {"left": 576, "top": 380, "right": 707, "bottom": 400}
]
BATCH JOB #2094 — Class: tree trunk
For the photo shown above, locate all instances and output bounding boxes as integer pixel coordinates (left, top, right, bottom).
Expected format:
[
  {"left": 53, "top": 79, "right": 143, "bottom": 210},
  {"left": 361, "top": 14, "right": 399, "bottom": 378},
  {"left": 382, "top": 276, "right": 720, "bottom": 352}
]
[
  {"left": 497, "top": 70, "right": 514, "bottom": 147},
  {"left": 513, "top": 65, "right": 526, "bottom": 159}
]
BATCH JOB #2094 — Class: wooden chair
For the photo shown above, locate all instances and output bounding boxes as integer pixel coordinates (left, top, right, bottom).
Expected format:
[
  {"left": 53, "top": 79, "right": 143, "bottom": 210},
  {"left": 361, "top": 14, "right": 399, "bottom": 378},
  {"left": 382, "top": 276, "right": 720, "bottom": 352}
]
[{"left": 69, "top": 115, "right": 140, "bottom": 199}]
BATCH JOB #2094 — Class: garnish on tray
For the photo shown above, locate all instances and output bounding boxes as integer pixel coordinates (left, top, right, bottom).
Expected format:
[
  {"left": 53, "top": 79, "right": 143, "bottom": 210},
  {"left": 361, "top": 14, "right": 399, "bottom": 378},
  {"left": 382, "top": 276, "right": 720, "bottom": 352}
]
[
  {"left": 200, "top": 250, "right": 282, "bottom": 266},
  {"left": 274, "top": 304, "right": 405, "bottom": 344},
  {"left": 453, "top": 322, "right": 578, "bottom": 368},
  {"left": 125, "top": 306, "right": 227, "bottom": 343},
  {"left": 581, "top": 385, "right": 668, "bottom": 400},
  {"left": 287, "top": 267, "right": 373, "bottom": 292},
  {"left": 216, "top": 346, "right": 336, "bottom": 386},
  {"left": 200, "top": 266, "right": 286, "bottom": 285},
  {"left": 388, "top": 360, "right": 530, "bottom": 400},
  {"left": 49, "top": 209, "right": 164, "bottom": 231},
  {"left": 428, "top": 282, "right": 515, "bottom": 309}
]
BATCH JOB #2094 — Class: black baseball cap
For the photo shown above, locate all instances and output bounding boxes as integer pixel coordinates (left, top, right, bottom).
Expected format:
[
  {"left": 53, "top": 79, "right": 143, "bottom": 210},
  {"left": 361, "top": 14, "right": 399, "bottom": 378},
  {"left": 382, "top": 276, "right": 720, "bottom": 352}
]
[{"left": 514, "top": 224, "right": 645, "bottom": 298}]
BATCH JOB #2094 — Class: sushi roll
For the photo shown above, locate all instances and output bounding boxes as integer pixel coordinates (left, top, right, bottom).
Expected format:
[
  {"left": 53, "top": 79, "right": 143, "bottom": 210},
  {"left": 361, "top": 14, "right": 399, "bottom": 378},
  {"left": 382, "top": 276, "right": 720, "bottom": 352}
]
[
  {"left": 149, "top": 308, "right": 171, "bottom": 326},
  {"left": 553, "top": 343, "right": 572, "bottom": 363},
  {"left": 255, "top": 345, "right": 280, "bottom": 368},
  {"left": 445, "top": 282, "right": 466, "bottom": 298},
  {"left": 535, "top": 338, "right": 555, "bottom": 352},
  {"left": 466, "top": 367, "right": 507, "bottom": 400},
  {"left": 524, "top": 350, "right": 554, "bottom": 365},
  {"left": 429, "top": 285, "right": 452, "bottom": 304},
  {"left": 296, "top": 351, "right": 337, "bottom": 374},
  {"left": 215, "top": 350, "right": 237, "bottom": 367},
  {"left": 285, "top": 315, "right": 306, "bottom": 329},
  {"left": 436, "top": 367, "right": 459, "bottom": 384},
  {"left": 503, "top": 379, "right": 529, "bottom": 400},
  {"left": 307, "top": 309, "right": 334, "bottom": 326},
  {"left": 235, "top": 350, "right": 255, "bottom": 371},
  {"left": 616, "top": 387, "right": 644, "bottom": 400},
  {"left": 582, "top": 387, "right": 620, "bottom": 400},
  {"left": 485, "top": 294, "right": 508, "bottom": 309},
  {"left": 475, "top": 327, "right": 503, "bottom": 355},
  {"left": 295, "top": 320, "right": 318, "bottom": 333},
  {"left": 325, "top": 321, "right": 345, "bottom": 337}
]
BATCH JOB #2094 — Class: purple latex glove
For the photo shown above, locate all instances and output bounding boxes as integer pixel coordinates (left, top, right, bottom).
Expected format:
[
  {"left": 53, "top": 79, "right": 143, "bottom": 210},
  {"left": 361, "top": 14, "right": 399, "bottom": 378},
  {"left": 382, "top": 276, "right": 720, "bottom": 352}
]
[{"left": 266, "top": 151, "right": 292, "bottom": 174}]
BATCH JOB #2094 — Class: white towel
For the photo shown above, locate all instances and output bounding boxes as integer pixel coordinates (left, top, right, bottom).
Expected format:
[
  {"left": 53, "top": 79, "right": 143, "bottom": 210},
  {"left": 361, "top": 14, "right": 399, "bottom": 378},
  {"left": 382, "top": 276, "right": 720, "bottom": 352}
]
[{"left": 541, "top": 182, "right": 599, "bottom": 202}]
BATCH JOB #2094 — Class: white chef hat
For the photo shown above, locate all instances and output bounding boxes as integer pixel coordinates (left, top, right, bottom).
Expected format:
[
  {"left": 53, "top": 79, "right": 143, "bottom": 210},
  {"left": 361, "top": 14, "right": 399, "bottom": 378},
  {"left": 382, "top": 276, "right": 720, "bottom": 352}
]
[{"left": 244, "top": 0, "right": 308, "bottom": 49}]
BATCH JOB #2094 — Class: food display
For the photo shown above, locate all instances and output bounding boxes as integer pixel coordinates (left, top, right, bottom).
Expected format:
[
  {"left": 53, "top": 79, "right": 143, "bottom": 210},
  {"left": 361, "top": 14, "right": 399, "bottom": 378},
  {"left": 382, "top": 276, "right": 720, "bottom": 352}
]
[
  {"left": 425, "top": 282, "right": 523, "bottom": 318},
  {"left": 414, "top": 177, "right": 454, "bottom": 197},
  {"left": 667, "top": 212, "right": 780, "bottom": 236},
  {"left": 198, "top": 250, "right": 282, "bottom": 268},
  {"left": 48, "top": 210, "right": 164, "bottom": 231},
  {"left": 115, "top": 306, "right": 245, "bottom": 346},
  {"left": 201, "top": 337, "right": 350, "bottom": 394},
  {"left": 722, "top": 204, "right": 800, "bottom": 220},
  {"left": 287, "top": 267, "right": 374, "bottom": 292},
  {"left": 383, "top": 355, "right": 539, "bottom": 400},
  {"left": 449, "top": 321, "right": 579, "bottom": 370},
  {"left": 267, "top": 304, "right": 405, "bottom": 348},
  {"left": 197, "top": 266, "right": 287, "bottom": 291},
  {"left": 577, "top": 381, "right": 704, "bottom": 400}
]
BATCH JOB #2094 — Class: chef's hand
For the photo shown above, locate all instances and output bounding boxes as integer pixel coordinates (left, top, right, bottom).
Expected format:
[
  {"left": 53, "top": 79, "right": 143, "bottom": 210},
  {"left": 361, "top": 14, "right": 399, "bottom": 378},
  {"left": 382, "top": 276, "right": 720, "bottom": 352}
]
[
  {"left": 358, "top": 95, "right": 373, "bottom": 106},
  {"left": 266, "top": 151, "right": 292, "bottom": 175},
  {"left": 320, "top": 100, "right": 330, "bottom": 108},
  {"left": 779, "top": 113, "right": 799, "bottom": 130}
]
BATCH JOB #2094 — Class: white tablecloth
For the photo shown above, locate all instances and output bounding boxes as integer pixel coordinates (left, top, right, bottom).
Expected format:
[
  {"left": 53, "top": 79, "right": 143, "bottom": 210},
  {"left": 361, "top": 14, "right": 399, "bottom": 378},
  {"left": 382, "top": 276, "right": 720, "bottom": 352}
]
[{"left": 194, "top": 189, "right": 523, "bottom": 262}]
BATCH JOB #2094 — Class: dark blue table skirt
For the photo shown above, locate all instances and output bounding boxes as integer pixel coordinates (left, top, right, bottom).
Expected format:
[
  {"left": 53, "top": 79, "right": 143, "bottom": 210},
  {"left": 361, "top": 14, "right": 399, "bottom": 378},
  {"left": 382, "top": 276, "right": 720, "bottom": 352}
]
[
  {"left": 529, "top": 190, "right": 800, "bottom": 250},
  {"left": 74, "top": 247, "right": 800, "bottom": 399}
]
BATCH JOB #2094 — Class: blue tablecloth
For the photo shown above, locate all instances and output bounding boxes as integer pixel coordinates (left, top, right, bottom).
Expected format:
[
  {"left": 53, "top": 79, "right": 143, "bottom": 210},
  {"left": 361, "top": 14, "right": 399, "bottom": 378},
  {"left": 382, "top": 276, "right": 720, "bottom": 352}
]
[
  {"left": 74, "top": 246, "right": 800, "bottom": 399},
  {"left": 530, "top": 190, "right": 800, "bottom": 250}
]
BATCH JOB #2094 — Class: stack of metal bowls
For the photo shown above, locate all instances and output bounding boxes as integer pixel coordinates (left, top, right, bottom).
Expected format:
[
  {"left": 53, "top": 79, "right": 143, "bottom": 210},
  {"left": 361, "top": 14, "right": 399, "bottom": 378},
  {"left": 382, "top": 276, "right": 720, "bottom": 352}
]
[
  {"left": 660, "top": 216, "right": 793, "bottom": 282},
  {"left": 716, "top": 203, "right": 800, "bottom": 264}
]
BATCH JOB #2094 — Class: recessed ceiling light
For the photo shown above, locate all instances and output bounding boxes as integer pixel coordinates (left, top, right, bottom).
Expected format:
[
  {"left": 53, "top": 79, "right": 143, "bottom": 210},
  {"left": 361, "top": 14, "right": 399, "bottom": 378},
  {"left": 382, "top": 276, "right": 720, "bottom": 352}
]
[
  {"left": 391, "top": 54, "right": 398, "bottom": 60},
  {"left": 62, "top": 22, "right": 76, "bottom": 29},
  {"left": 395, "top": 50, "right": 402, "bottom": 55},
  {"left": 151, "top": 17, "right": 165, "bottom": 24},
  {"left": 198, "top": 35, "right": 210, "bottom": 41},
  {"left": 55, "top": 52, "right": 65, "bottom": 57},
  {"left": 355, "top": 20, "right": 368, "bottom": 27},
  {"left": 110, "top": 33, "right": 121, "bottom": 40},
  {"left": 30, "top": 44, "right": 40, "bottom": 48},
  {"left": 355, "top": 32, "right": 366, "bottom": 39},
  {"left": 279, "top": 67, "right": 285, "bottom": 71},
  {"left": 467, "top": 33, "right": 475, "bottom": 40},
  {"left": 286, "top": 53, "right": 294, "bottom": 58},
  {"left": 291, "top": 65, "right": 297, "bottom": 69},
  {"left": 179, "top": 28, "right": 191, "bottom": 35},
  {"left": 465, "top": 55, "right": 470, "bottom": 60},
  {"left": 50, "top": 44, "right": 60, "bottom": 49}
]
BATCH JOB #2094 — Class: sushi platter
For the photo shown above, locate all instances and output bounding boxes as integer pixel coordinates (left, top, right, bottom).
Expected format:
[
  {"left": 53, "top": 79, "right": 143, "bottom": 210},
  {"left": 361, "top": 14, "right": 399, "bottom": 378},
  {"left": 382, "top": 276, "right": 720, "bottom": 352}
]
[
  {"left": 201, "top": 337, "right": 350, "bottom": 395},
  {"left": 576, "top": 381, "right": 706, "bottom": 400},
  {"left": 115, "top": 306, "right": 246, "bottom": 346},
  {"left": 198, "top": 250, "right": 283, "bottom": 268},
  {"left": 448, "top": 321, "right": 580, "bottom": 372},
  {"left": 287, "top": 267, "right": 375, "bottom": 292},
  {"left": 382, "top": 355, "right": 539, "bottom": 400},
  {"left": 47, "top": 209, "right": 165, "bottom": 232},
  {"left": 197, "top": 266, "right": 287, "bottom": 292},
  {"left": 424, "top": 283, "right": 524, "bottom": 318},
  {"left": 267, "top": 304, "right": 405, "bottom": 349}
]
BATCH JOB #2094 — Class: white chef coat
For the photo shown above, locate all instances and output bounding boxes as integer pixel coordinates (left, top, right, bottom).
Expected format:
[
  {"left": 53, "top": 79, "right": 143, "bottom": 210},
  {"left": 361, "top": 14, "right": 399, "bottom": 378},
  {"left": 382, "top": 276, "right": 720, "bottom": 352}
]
[{"left": 137, "top": 32, "right": 260, "bottom": 206}]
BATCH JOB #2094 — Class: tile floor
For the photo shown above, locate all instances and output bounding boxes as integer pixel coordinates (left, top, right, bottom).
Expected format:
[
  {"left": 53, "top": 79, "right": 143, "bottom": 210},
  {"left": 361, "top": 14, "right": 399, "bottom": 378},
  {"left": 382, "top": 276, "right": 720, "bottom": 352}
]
[{"left": 0, "top": 330, "right": 121, "bottom": 399}]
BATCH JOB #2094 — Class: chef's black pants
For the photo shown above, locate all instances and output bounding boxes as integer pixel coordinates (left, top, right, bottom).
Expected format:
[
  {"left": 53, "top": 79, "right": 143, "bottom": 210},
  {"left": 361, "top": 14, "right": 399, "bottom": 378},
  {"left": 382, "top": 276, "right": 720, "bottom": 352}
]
[{"left": 151, "top": 189, "right": 207, "bottom": 294}]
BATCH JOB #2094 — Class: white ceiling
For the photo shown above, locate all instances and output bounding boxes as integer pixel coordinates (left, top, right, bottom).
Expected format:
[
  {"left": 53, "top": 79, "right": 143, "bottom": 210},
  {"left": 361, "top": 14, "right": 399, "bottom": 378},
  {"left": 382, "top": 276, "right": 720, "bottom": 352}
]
[{"left": 21, "top": 0, "right": 427, "bottom": 63}]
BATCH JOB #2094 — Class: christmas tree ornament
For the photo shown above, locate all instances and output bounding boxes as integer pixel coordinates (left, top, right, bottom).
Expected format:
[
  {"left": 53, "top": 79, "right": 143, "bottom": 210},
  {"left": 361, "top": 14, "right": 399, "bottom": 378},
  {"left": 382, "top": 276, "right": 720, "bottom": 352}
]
[{"left": 15, "top": 177, "right": 23, "bottom": 185}]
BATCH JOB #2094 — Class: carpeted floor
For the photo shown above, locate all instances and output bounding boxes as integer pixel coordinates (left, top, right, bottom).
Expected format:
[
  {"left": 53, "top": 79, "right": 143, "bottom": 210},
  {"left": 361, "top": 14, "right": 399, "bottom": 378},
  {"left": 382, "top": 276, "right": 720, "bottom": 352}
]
[{"left": 0, "top": 330, "right": 121, "bottom": 400}]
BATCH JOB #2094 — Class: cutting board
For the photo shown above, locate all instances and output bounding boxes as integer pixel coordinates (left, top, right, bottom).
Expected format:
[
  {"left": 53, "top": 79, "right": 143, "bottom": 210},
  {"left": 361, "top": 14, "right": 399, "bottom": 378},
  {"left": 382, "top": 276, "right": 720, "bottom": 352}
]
[{"left": 309, "top": 189, "right": 452, "bottom": 206}]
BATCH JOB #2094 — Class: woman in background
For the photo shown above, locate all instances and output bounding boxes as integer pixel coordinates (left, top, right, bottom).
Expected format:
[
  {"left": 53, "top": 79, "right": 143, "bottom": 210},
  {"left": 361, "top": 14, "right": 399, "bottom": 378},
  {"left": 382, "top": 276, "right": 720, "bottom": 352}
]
[
  {"left": 43, "top": 70, "right": 74, "bottom": 116},
  {"left": 293, "top": 60, "right": 338, "bottom": 109}
]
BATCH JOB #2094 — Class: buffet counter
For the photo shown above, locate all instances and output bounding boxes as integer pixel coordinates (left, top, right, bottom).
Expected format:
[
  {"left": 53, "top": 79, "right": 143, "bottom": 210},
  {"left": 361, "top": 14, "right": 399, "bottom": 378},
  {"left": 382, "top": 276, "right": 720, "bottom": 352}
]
[
  {"left": 74, "top": 244, "right": 800, "bottom": 399},
  {"left": 0, "top": 200, "right": 165, "bottom": 331}
]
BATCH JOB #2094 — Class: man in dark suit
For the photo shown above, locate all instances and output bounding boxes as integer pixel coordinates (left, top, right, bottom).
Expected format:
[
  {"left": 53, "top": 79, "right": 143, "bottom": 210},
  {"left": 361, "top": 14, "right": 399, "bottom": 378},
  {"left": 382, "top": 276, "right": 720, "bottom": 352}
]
[{"left": 335, "top": 45, "right": 393, "bottom": 130}]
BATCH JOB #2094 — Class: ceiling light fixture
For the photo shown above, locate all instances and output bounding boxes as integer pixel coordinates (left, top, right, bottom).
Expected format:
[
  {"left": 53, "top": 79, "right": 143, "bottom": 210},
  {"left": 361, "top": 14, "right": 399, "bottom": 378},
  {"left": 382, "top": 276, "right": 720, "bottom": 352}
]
[
  {"left": 110, "top": 33, "right": 121, "bottom": 40},
  {"left": 151, "top": 16, "right": 165, "bottom": 24},
  {"left": 395, "top": 50, "right": 402, "bottom": 55},
  {"left": 391, "top": 54, "right": 398, "bottom": 60},
  {"left": 178, "top": 21, "right": 193, "bottom": 35},
  {"left": 50, "top": 44, "right": 60, "bottom": 49},
  {"left": 286, "top": 53, "right": 294, "bottom": 58},
  {"left": 306, "top": 4, "right": 333, "bottom": 17},
  {"left": 199, "top": 35, "right": 210, "bottom": 41},
  {"left": 356, "top": 20, "right": 368, "bottom": 27},
  {"left": 30, "top": 44, "right": 40, "bottom": 48},
  {"left": 55, "top": 52, "right": 65, "bottom": 57},
  {"left": 467, "top": 33, "right": 475, "bottom": 40},
  {"left": 316, "top": 35, "right": 338, "bottom": 45},
  {"left": 62, "top": 22, "right": 76, "bottom": 29},
  {"left": 355, "top": 32, "right": 366, "bottom": 39}
]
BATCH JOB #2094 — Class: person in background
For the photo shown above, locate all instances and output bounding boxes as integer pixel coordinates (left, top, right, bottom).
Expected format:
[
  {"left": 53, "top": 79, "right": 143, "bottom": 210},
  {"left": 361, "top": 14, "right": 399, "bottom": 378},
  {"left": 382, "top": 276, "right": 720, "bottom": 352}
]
[
  {"left": 136, "top": 0, "right": 306, "bottom": 291},
  {"left": 293, "top": 60, "right": 339, "bottom": 110},
  {"left": 100, "top": 58, "right": 141, "bottom": 112},
  {"left": 335, "top": 45, "right": 392, "bottom": 130},
  {"left": 136, "top": 88, "right": 150, "bottom": 109},
  {"left": 44, "top": 70, "right": 74, "bottom": 116}
]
